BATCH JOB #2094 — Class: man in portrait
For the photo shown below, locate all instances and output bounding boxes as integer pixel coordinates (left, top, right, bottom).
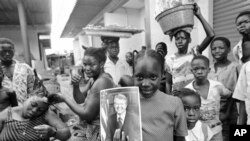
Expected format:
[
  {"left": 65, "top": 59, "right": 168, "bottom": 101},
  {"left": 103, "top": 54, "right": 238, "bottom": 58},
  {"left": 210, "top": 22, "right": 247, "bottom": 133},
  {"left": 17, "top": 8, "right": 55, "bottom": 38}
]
[{"left": 106, "top": 93, "right": 140, "bottom": 141}]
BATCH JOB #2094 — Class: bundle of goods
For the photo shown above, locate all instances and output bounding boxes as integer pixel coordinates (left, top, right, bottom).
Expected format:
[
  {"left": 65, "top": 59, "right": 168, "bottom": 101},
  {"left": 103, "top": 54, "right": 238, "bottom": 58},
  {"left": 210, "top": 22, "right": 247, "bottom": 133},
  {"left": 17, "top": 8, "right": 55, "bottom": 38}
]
[{"left": 82, "top": 25, "right": 143, "bottom": 38}]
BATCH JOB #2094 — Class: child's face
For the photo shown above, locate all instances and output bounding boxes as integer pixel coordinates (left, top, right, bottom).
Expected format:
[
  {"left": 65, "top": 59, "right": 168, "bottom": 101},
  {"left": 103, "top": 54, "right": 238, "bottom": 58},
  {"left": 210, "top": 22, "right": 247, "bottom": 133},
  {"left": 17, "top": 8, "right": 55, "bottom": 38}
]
[
  {"left": 236, "top": 15, "right": 250, "bottom": 35},
  {"left": 134, "top": 56, "right": 162, "bottom": 98},
  {"left": 175, "top": 31, "right": 190, "bottom": 52},
  {"left": 156, "top": 44, "right": 167, "bottom": 57},
  {"left": 211, "top": 40, "right": 229, "bottom": 61},
  {"left": 82, "top": 55, "right": 102, "bottom": 78},
  {"left": 191, "top": 59, "right": 210, "bottom": 81},
  {"left": 125, "top": 53, "right": 133, "bottom": 64},
  {"left": 182, "top": 95, "right": 201, "bottom": 128}
]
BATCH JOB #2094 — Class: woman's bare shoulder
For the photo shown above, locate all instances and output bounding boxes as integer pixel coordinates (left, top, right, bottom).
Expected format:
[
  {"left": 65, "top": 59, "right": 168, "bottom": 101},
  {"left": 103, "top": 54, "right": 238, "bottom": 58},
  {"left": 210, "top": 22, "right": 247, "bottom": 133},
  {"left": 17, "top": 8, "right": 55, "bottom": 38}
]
[{"left": 92, "top": 74, "right": 114, "bottom": 91}]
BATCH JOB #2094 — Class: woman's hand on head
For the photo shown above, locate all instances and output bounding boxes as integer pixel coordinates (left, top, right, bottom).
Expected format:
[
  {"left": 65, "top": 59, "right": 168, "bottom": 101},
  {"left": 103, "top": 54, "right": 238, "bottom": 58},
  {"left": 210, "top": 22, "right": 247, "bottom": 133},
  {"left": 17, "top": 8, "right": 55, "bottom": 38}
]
[
  {"left": 113, "top": 129, "right": 129, "bottom": 141},
  {"left": 34, "top": 124, "right": 56, "bottom": 139},
  {"left": 193, "top": 3, "right": 201, "bottom": 17}
]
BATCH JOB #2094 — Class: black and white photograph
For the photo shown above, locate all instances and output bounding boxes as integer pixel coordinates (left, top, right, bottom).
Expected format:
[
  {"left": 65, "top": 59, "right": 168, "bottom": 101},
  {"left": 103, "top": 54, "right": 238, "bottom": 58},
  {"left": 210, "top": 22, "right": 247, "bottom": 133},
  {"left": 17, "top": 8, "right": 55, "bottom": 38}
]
[
  {"left": 0, "top": 0, "right": 249, "bottom": 141},
  {"left": 100, "top": 87, "right": 142, "bottom": 141}
]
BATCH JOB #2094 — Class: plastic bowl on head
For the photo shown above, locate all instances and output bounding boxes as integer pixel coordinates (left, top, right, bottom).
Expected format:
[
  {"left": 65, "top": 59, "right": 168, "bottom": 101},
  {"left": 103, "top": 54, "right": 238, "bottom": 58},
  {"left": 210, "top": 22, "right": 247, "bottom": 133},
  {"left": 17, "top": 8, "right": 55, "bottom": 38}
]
[{"left": 155, "top": 4, "right": 194, "bottom": 35}]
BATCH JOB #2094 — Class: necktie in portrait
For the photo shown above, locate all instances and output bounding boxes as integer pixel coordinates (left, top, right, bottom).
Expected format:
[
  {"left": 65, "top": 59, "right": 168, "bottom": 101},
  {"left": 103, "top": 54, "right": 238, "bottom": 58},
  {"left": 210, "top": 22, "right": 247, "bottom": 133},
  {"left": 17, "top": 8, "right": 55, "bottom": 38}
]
[{"left": 118, "top": 117, "right": 123, "bottom": 129}]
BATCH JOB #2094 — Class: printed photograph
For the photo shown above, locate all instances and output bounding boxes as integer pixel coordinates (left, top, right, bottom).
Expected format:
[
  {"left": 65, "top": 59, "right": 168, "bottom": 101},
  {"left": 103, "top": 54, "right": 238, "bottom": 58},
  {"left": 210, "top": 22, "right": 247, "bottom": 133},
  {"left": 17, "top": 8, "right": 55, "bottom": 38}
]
[{"left": 100, "top": 87, "right": 142, "bottom": 141}]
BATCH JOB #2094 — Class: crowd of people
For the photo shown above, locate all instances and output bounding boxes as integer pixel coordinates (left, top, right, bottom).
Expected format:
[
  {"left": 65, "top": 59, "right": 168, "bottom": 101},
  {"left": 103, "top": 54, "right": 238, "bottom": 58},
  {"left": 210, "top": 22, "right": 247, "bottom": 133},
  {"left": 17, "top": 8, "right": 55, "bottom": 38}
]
[{"left": 0, "top": 3, "right": 250, "bottom": 141}]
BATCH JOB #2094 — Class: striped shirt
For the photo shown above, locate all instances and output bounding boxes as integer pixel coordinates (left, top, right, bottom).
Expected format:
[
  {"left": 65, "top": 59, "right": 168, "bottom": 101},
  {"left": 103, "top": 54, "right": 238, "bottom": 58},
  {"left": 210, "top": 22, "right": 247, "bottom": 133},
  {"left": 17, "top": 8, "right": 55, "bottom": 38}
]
[{"left": 0, "top": 107, "right": 48, "bottom": 141}]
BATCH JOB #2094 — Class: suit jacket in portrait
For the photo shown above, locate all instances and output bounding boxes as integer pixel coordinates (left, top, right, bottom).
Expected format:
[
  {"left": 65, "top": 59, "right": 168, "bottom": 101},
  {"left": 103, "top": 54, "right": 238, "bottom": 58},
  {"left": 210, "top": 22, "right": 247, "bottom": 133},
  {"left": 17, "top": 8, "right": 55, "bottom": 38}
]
[{"left": 106, "top": 112, "right": 140, "bottom": 141}]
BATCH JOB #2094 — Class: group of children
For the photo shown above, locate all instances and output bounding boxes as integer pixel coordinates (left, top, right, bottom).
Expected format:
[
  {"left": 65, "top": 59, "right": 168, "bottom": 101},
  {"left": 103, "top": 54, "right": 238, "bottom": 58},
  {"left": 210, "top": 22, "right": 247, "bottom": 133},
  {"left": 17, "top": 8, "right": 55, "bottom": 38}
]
[
  {"left": 128, "top": 42, "right": 242, "bottom": 141},
  {"left": 0, "top": 4, "right": 249, "bottom": 141},
  {"left": 115, "top": 6, "right": 250, "bottom": 141}
]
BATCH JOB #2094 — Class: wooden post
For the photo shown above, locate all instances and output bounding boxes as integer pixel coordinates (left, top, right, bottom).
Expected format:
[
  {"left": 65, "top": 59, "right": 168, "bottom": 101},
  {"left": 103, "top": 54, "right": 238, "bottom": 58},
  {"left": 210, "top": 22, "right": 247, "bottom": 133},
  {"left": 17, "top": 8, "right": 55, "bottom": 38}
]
[
  {"left": 144, "top": 0, "right": 151, "bottom": 49},
  {"left": 16, "top": 0, "right": 32, "bottom": 66}
]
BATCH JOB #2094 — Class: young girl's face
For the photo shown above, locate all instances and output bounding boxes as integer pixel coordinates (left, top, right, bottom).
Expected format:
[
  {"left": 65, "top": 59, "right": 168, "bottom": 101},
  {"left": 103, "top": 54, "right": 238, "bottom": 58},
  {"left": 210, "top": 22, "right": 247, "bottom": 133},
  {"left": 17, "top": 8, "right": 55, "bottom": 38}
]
[
  {"left": 82, "top": 55, "right": 102, "bottom": 78},
  {"left": 182, "top": 95, "right": 201, "bottom": 128},
  {"left": 134, "top": 56, "right": 162, "bottom": 98},
  {"left": 191, "top": 59, "right": 210, "bottom": 81},
  {"left": 175, "top": 31, "right": 190, "bottom": 52},
  {"left": 211, "top": 40, "right": 229, "bottom": 61}
]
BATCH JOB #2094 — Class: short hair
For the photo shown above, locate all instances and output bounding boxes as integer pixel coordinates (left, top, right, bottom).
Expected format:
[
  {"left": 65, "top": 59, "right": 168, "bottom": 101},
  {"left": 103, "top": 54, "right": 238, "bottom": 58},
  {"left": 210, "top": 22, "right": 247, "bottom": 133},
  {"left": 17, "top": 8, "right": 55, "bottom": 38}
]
[
  {"left": 235, "top": 10, "right": 250, "bottom": 22},
  {"left": 174, "top": 30, "right": 191, "bottom": 40},
  {"left": 0, "top": 38, "right": 15, "bottom": 48},
  {"left": 114, "top": 93, "right": 128, "bottom": 104},
  {"left": 156, "top": 42, "right": 167, "bottom": 52},
  {"left": 126, "top": 52, "right": 133, "bottom": 57},
  {"left": 84, "top": 47, "right": 107, "bottom": 63},
  {"left": 172, "top": 88, "right": 201, "bottom": 105},
  {"left": 211, "top": 37, "right": 231, "bottom": 49},
  {"left": 134, "top": 49, "right": 165, "bottom": 73},
  {"left": 191, "top": 55, "right": 210, "bottom": 67}
]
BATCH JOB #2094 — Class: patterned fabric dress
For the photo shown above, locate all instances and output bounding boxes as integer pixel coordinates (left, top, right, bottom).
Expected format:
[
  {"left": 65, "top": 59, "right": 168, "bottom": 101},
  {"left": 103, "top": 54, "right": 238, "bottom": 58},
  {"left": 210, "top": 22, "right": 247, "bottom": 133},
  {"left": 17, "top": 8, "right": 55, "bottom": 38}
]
[
  {"left": 166, "top": 52, "right": 194, "bottom": 90},
  {"left": 2, "top": 61, "right": 47, "bottom": 104},
  {"left": 0, "top": 107, "right": 48, "bottom": 141}
]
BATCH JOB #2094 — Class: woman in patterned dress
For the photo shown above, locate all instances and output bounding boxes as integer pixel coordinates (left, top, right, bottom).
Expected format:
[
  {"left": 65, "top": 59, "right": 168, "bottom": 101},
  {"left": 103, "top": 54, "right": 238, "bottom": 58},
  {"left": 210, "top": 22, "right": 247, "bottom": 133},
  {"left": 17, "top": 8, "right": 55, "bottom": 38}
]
[{"left": 0, "top": 95, "right": 71, "bottom": 141}]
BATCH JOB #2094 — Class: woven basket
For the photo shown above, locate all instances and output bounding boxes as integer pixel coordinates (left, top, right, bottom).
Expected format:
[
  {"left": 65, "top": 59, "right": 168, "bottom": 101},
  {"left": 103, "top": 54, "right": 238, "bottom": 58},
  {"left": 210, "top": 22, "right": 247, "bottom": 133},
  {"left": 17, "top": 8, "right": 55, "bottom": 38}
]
[{"left": 155, "top": 4, "right": 194, "bottom": 35}]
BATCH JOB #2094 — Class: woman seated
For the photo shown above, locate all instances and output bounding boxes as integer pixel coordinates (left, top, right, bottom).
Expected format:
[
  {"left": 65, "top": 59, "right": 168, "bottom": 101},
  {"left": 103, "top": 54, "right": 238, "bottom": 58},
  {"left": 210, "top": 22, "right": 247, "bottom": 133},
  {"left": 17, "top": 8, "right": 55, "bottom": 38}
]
[
  {"left": 0, "top": 94, "right": 71, "bottom": 141},
  {"left": 51, "top": 47, "right": 115, "bottom": 140}
]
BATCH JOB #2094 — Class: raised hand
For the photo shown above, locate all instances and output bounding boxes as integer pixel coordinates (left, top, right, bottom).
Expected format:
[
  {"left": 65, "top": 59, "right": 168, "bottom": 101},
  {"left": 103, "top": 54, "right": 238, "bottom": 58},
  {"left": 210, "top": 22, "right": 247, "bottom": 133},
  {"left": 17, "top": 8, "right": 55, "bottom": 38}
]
[
  {"left": 71, "top": 74, "right": 82, "bottom": 86},
  {"left": 193, "top": 3, "right": 201, "bottom": 17}
]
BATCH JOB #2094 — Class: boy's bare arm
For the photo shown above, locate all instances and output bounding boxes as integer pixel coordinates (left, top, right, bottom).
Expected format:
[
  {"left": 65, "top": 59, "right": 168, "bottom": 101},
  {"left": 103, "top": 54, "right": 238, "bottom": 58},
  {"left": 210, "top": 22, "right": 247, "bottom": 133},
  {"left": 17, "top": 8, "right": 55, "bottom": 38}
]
[
  {"left": 238, "top": 101, "right": 247, "bottom": 125},
  {"left": 194, "top": 3, "right": 215, "bottom": 54},
  {"left": 165, "top": 72, "right": 172, "bottom": 94}
]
